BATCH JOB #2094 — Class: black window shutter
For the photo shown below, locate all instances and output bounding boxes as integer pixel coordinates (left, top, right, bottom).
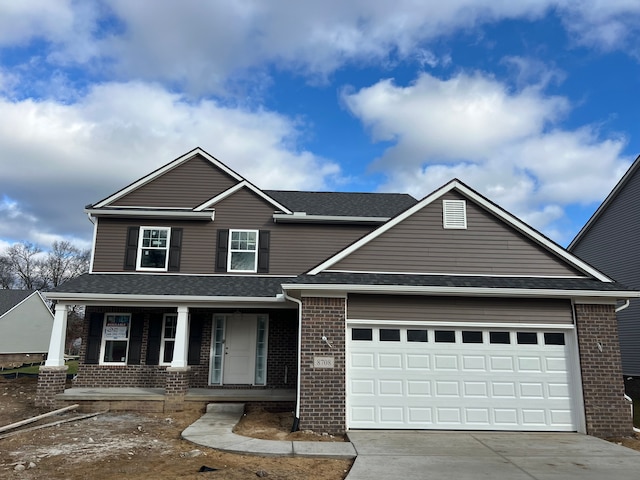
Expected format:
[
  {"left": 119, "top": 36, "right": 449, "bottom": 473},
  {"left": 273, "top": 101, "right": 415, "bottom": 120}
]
[
  {"left": 85, "top": 312, "right": 104, "bottom": 364},
  {"left": 188, "top": 315, "right": 204, "bottom": 365},
  {"left": 146, "top": 314, "right": 163, "bottom": 365},
  {"left": 123, "top": 226, "right": 140, "bottom": 270},
  {"left": 257, "top": 230, "right": 270, "bottom": 273},
  {"left": 168, "top": 228, "right": 183, "bottom": 272},
  {"left": 127, "top": 313, "right": 144, "bottom": 365},
  {"left": 215, "top": 229, "right": 229, "bottom": 272}
]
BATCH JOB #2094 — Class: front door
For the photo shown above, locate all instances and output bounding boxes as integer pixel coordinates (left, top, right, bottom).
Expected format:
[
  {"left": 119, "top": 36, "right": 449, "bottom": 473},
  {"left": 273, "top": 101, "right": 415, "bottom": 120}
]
[
  {"left": 223, "top": 315, "right": 257, "bottom": 384},
  {"left": 209, "top": 313, "right": 268, "bottom": 385}
]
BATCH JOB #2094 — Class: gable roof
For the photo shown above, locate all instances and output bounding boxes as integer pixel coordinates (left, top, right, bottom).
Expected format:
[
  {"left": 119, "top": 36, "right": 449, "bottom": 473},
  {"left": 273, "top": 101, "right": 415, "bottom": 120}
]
[
  {"left": 91, "top": 147, "right": 245, "bottom": 209},
  {"left": 569, "top": 154, "right": 640, "bottom": 251},
  {"left": 308, "top": 179, "right": 614, "bottom": 282},
  {"left": 0, "top": 290, "right": 34, "bottom": 317},
  {"left": 194, "top": 181, "right": 294, "bottom": 214}
]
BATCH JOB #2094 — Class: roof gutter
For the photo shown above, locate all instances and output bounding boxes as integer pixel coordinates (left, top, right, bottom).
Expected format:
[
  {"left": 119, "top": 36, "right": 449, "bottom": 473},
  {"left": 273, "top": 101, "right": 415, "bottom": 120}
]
[
  {"left": 281, "top": 283, "right": 640, "bottom": 299},
  {"left": 85, "top": 209, "right": 214, "bottom": 220},
  {"left": 43, "top": 292, "right": 288, "bottom": 304},
  {"left": 273, "top": 213, "right": 389, "bottom": 224}
]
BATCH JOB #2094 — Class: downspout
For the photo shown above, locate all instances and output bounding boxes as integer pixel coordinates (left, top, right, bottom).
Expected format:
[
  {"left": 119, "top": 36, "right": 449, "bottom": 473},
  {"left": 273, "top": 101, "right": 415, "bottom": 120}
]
[
  {"left": 283, "top": 290, "right": 302, "bottom": 432},
  {"left": 614, "top": 300, "right": 639, "bottom": 432},
  {"left": 616, "top": 299, "right": 630, "bottom": 313}
]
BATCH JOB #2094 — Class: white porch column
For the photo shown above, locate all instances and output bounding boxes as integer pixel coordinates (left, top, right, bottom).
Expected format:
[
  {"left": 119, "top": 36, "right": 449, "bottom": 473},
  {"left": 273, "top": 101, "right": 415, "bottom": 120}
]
[
  {"left": 45, "top": 303, "right": 68, "bottom": 367},
  {"left": 171, "top": 306, "right": 190, "bottom": 368}
]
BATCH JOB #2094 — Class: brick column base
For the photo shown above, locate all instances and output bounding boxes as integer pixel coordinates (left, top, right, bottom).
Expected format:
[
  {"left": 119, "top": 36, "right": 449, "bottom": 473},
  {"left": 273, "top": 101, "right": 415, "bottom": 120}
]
[
  {"left": 35, "top": 366, "right": 68, "bottom": 409},
  {"left": 165, "top": 367, "right": 190, "bottom": 412}
]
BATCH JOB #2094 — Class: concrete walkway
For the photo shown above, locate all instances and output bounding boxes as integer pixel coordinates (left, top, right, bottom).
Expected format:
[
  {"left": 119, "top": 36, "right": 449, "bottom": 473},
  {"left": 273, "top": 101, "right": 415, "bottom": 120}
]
[
  {"left": 181, "top": 403, "right": 356, "bottom": 459},
  {"left": 346, "top": 430, "right": 640, "bottom": 479}
]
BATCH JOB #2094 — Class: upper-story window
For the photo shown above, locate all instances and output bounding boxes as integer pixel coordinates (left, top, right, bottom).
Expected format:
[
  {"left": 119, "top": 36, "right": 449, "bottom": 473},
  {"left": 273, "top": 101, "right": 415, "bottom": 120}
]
[
  {"left": 228, "top": 230, "right": 258, "bottom": 272},
  {"left": 137, "top": 227, "right": 171, "bottom": 271}
]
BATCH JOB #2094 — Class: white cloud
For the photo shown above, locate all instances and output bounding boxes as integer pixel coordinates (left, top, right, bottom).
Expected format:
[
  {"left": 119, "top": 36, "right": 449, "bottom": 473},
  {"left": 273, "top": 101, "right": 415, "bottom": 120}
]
[
  {"left": 0, "top": 80, "right": 340, "bottom": 245},
  {"left": 342, "top": 71, "right": 631, "bottom": 239}
]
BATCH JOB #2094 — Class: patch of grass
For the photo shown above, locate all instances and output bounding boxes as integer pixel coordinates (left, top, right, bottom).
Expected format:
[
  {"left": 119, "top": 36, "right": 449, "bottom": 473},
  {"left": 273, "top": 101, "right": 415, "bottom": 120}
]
[{"left": 1, "top": 360, "right": 78, "bottom": 376}]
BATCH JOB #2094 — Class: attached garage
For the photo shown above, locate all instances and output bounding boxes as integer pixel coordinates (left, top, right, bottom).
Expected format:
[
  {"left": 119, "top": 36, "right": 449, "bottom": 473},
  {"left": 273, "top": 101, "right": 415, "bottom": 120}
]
[{"left": 346, "top": 295, "right": 584, "bottom": 431}]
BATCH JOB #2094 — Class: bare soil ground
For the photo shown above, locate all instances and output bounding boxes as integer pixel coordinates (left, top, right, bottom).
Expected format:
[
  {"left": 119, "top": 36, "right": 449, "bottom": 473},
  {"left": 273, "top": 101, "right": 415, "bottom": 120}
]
[{"left": 0, "top": 378, "right": 352, "bottom": 479}]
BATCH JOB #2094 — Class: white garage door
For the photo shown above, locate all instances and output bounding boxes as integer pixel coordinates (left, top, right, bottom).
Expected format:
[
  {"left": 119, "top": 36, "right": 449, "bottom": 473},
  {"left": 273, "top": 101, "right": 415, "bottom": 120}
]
[{"left": 347, "top": 325, "right": 579, "bottom": 431}]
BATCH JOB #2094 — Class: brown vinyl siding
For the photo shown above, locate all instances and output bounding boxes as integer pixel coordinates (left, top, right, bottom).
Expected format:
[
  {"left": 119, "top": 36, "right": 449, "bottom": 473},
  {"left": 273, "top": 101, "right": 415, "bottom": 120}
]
[
  {"left": 332, "top": 191, "right": 581, "bottom": 276},
  {"left": 93, "top": 188, "right": 374, "bottom": 274},
  {"left": 347, "top": 294, "right": 574, "bottom": 325},
  {"left": 110, "top": 155, "right": 238, "bottom": 208}
]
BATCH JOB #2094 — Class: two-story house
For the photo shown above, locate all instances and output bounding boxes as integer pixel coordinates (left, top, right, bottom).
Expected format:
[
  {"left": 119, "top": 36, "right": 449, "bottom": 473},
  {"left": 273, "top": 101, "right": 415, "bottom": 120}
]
[{"left": 37, "top": 147, "right": 636, "bottom": 438}]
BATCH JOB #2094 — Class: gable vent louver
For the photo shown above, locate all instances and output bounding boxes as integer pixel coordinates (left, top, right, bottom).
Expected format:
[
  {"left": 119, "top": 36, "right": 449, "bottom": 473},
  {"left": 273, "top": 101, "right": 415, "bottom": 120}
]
[{"left": 443, "top": 200, "right": 467, "bottom": 229}]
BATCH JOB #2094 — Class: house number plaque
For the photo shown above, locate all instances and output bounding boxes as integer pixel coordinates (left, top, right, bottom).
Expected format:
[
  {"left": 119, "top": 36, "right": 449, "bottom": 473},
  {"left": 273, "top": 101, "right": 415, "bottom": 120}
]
[{"left": 314, "top": 356, "right": 335, "bottom": 369}]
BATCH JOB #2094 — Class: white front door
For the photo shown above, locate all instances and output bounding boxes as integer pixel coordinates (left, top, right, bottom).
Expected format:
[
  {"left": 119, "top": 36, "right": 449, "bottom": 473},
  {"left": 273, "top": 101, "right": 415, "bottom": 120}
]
[{"left": 223, "top": 315, "right": 257, "bottom": 384}]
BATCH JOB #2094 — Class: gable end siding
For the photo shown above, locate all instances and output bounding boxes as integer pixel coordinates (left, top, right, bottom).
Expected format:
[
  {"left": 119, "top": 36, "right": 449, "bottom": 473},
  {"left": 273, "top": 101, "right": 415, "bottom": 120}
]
[
  {"left": 331, "top": 191, "right": 581, "bottom": 276},
  {"left": 110, "top": 154, "right": 238, "bottom": 208}
]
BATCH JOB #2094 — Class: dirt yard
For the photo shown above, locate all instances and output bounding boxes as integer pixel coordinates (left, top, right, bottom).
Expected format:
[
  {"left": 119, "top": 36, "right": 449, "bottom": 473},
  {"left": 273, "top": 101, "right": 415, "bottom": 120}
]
[{"left": 0, "top": 378, "right": 352, "bottom": 479}]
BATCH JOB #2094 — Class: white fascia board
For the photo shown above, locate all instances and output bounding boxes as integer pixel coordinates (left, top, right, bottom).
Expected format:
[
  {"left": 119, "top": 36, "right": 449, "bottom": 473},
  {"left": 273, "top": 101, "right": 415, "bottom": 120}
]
[
  {"left": 273, "top": 213, "right": 389, "bottom": 224},
  {"left": 0, "top": 291, "right": 40, "bottom": 320},
  {"left": 194, "top": 181, "right": 293, "bottom": 214},
  {"left": 43, "top": 292, "right": 288, "bottom": 304},
  {"left": 85, "top": 208, "right": 214, "bottom": 220},
  {"left": 93, "top": 147, "right": 244, "bottom": 208},
  {"left": 307, "top": 180, "right": 614, "bottom": 283},
  {"left": 281, "top": 283, "right": 640, "bottom": 299}
]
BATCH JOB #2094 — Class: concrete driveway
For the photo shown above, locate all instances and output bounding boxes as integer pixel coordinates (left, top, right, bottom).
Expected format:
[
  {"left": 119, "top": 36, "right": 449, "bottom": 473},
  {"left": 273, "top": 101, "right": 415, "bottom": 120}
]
[{"left": 346, "top": 431, "right": 640, "bottom": 479}]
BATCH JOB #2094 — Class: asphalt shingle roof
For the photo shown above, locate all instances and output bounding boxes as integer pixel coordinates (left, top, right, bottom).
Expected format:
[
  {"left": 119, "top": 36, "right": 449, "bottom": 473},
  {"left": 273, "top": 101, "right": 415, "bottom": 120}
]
[
  {"left": 264, "top": 190, "right": 417, "bottom": 217},
  {"left": 286, "top": 272, "right": 634, "bottom": 293},
  {"left": 0, "top": 290, "right": 34, "bottom": 316},
  {"left": 48, "top": 272, "right": 635, "bottom": 300},
  {"left": 50, "top": 274, "right": 290, "bottom": 297}
]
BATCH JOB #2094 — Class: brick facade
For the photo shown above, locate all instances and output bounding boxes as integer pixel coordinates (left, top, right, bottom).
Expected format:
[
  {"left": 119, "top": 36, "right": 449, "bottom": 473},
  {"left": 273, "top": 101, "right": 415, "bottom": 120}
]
[
  {"left": 165, "top": 367, "right": 190, "bottom": 411},
  {"left": 575, "top": 303, "right": 632, "bottom": 437},
  {"left": 298, "top": 297, "right": 346, "bottom": 434},
  {"left": 75, "top": 307, "right": 297, "bottom": 392}
]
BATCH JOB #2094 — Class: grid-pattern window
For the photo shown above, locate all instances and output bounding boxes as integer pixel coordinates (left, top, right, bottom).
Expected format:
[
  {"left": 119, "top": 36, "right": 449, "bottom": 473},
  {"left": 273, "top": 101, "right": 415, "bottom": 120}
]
[
  {"left": 138, "top": 227, "right": 170, "bottom": 270},
  {"left": 228, "top": 230, "right": 258, "bottom": 272},
  {"left": 160, "top": 314, "right": 177, "bottom": 365}
]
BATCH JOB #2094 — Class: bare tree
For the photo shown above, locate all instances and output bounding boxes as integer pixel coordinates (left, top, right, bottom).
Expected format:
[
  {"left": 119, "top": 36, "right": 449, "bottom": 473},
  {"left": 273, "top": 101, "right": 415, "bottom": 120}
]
[
  {"left": 0, "top": 256, "right": 14, "bottom": 289},
  {"left": 42, "top": 241, "right": 90, "bottom": 288},
  {"left": 5, "top": 242, "right": 44, "bottom": 290}
]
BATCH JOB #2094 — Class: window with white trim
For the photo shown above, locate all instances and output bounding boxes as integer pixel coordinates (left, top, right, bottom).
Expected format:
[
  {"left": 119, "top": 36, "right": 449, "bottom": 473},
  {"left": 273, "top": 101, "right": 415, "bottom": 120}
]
[
  {"left": 100, "top": 313, "right": 131, "bottom": 364},
  {"left": 228, "top": 230, "right": 258, "bottom": 272},
  {"left": 443, "top": 200, "right": 467, "bottom": 229},
  {"left": 160, "top": 314, "right": 177, "bottom": 365},
  {"left": 137, "top": 227, "right": 171, "bottom": 270}
]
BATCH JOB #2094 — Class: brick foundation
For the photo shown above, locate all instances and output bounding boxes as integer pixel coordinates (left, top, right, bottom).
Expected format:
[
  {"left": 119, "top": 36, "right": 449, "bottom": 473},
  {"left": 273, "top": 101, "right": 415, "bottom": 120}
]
[
  {"left": 575, "top": 303, "right": 632, "bottom": 437},
  {"left": 298, "top": 297, "right": 346, "bottom": 434},
  {"left": 35, "top": 366, "right": 68, "bottom": 409}
]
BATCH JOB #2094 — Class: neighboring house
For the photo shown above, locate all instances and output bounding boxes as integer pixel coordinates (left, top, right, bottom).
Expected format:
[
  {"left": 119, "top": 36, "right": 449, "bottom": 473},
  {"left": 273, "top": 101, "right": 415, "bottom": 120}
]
[
  {"left": 569, "top": 154, "right": 640, "bottom": 377},
  {"left": 38, "top": 147, "right": 636, "bottom": 438},
  {"left": 0, "top": 290, "right": 54, "bottom": 366}
]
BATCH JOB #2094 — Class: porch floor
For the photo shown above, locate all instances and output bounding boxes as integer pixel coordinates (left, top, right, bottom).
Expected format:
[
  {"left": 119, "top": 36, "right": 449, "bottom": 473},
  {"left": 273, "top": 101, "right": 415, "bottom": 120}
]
[{"left": 56, "top": 387, "right": 296, "bottom": 403}]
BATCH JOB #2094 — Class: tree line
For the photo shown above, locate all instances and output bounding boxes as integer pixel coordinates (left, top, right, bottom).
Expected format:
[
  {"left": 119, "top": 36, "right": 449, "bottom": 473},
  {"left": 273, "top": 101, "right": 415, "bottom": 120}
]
[{"left": 0, "top": 241, "right": 90, "bottom": 290}]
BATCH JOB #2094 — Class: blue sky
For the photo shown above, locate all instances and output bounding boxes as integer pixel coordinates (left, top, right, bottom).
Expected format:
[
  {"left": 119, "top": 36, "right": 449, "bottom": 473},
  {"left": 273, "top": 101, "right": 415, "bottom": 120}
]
[{"left": 0, "top": 1, "right": 639, "bottom": 252}]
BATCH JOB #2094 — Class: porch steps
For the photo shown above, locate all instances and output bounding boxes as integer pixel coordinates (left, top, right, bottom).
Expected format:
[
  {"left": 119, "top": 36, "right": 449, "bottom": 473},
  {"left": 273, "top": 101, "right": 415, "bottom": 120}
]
[{"left": 206, "top": 403, "right": 245, "bottom": 414}]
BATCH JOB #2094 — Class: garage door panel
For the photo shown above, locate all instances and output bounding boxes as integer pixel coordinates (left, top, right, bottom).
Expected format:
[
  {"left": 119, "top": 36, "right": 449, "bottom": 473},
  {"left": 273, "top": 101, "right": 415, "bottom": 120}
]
[{"left": 348, "top": 325, "right": 578, "bottom": 431}]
